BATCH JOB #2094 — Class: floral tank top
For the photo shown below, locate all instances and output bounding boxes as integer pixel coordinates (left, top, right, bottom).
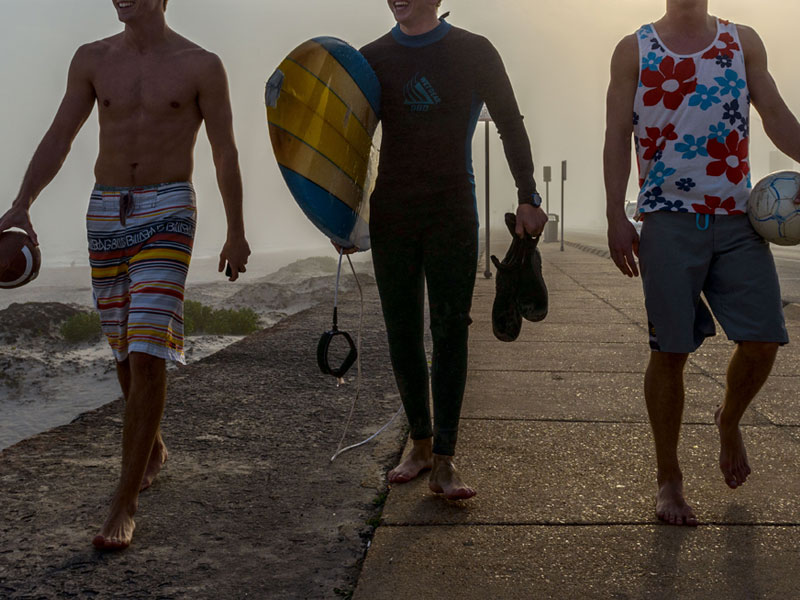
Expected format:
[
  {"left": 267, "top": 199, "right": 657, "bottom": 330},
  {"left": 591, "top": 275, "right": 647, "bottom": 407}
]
[{"left": 634, "top": 19, "right": 751, "bottom": 216}]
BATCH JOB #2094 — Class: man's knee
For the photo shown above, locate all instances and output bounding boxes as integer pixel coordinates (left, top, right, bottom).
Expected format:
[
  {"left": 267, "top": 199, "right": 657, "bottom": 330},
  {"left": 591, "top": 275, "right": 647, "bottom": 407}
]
[
  {"left": 129, "top": 352, "right": 166, "bottom": 377},
  {"left": 648, "top": 351, "right": 689, "bottom": 373},
  {"left": 430, "top": 312, "right": 472, "bottom": 343},
  {"left": 736, "top": 341, "right": 779, "bottom": 363}
]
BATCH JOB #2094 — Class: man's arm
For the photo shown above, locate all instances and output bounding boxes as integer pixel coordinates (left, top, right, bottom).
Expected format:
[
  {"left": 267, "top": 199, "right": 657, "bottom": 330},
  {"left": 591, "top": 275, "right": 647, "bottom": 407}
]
[
  {"left": 0, "top": 45, "right": 96, "bottom": 243},
  {"left": 604, "top": 34, "right": 640, "bottom": 278},
  {"left": 739, "top": 26, "right": 800, "bottom": 163},
  {"left": 474, "top": 37, "right": 547, "bottom": 238},
  {"left": 197, "top": 52, "right": 250, "bottom": 281}
]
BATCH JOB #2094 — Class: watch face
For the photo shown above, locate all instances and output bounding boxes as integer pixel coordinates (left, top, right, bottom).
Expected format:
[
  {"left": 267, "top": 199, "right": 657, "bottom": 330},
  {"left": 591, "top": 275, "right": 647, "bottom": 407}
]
[{"left": 532, "top": 194, "right": 542, "bottom": 207}]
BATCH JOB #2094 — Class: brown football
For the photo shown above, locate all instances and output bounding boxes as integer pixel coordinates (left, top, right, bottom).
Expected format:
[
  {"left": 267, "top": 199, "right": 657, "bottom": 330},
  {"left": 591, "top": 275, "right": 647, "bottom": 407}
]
[{"left": 0, "top": 230, "right": 41, "bottom": 289}]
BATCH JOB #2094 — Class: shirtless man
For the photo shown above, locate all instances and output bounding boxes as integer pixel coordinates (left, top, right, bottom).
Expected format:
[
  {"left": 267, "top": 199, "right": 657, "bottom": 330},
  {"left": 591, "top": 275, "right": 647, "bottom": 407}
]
[
  {"left": 344, "top": 0, "right": 547, "bottom": 499},
  {"left": 0, "top": 0, "right": 250, "bottom": 549},
  {"left": 605, "top": 0, "right": 800, "bottom": 525}
]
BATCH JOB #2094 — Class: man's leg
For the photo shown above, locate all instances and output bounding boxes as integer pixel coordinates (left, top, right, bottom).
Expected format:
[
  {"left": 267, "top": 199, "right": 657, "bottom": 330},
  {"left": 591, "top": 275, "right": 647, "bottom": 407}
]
[
  {"left": 716, "top": 341, "right": 778, "bottom": 488},
  {"left": 115, "top": 358, "right": 168, "bottom": 492},
  {"left": 644, "top": 350, "right": 698, "bottom": 526},
  {"left": 371, "top": 222, "right": 434, "bottom": 484},
  {"left": 423, "top": 211, "right": 478, "bottom": 500},
  {"left": 94, "top": 352, "right": 167, "bottom": 550}
]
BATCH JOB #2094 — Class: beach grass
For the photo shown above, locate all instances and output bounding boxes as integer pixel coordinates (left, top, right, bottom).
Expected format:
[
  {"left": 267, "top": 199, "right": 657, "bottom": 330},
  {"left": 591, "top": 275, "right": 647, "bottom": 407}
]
[
  {"left": 59, "top": 312, "right": 102, "bottom": 343},
  {"left": 56, "top": 301, "right": 260, "bottom": 342},
  {"left": 183, "top": 300, "right": 260, "bottom": 336}
]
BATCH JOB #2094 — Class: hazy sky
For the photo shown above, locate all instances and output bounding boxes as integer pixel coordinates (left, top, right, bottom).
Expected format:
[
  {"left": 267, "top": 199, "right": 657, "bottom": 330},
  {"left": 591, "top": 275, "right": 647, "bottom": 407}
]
[{"left": 1, "top": 1, "right": 799, "bottom": 264}]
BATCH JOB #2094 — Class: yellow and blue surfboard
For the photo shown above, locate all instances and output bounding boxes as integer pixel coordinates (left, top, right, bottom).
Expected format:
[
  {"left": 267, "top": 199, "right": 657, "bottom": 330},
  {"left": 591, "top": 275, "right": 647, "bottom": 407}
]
[{"left": 266, "top": 37, "right": 380, "bottom": 251}]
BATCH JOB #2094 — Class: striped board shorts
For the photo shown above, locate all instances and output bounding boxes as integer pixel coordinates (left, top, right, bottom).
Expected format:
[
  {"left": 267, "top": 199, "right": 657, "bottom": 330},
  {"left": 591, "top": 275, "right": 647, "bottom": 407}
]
[{"left": 87, "top": 182, "right": 197, "bottom": 364}]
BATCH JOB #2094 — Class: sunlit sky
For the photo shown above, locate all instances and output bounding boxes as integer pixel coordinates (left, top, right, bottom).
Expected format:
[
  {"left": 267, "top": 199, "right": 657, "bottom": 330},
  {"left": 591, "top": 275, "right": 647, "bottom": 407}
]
[{"left": 1, "top": 1, "right": 799, "bottom": 264}]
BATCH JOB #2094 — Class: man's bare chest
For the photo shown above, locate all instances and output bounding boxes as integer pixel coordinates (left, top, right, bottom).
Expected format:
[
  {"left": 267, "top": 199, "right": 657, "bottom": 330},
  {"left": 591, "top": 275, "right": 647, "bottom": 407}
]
[{"left": 92, "top": 57, "right": 199, "bottom": 117}]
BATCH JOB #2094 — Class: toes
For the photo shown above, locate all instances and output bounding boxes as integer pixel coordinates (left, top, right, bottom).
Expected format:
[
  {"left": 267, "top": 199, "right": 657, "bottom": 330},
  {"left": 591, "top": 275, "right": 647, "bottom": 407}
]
[
  {"left": 92, "top": 535, "right": 129, "bottom": 551},
  {"left": 388, "top": 471, "right": 412, "bottom": 484}
]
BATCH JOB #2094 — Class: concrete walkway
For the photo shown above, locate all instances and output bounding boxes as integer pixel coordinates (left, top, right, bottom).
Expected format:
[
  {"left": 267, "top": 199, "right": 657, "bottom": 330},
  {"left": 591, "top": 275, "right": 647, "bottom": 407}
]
[{"left": 355, "top": 241, "right": 800, "bottom": 599}]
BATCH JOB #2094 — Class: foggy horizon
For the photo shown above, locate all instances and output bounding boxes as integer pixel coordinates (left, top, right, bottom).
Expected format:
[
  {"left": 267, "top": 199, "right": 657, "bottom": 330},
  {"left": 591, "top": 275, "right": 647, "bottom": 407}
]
[{"left": 1, "top": 0, "right": 799, "bottom": 266}]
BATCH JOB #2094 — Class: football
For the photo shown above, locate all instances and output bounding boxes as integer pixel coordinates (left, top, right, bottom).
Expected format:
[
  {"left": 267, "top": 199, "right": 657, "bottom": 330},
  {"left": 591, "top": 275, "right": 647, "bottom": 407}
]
[
  {"left": 0, "top": 230, "right": 41, "bottom": 289},
  {"left": 747, "top": 171, "right": 800, "bottom": 246}
]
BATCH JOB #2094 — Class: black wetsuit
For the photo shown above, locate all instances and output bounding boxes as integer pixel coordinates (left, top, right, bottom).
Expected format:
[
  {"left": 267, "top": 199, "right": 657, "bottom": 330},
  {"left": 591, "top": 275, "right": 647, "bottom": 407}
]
[{"left": 361, "top": 19, "right": 538, "bottom": 456}]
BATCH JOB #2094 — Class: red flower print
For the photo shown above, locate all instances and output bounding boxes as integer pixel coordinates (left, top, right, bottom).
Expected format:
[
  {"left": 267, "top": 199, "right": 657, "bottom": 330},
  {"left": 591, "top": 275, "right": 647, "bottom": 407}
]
[
  {"left": 640, "top": 124, "right": 678, "bottom": 160},
  {"left": 641, "top": 56, "right": 698, "bottom": 110},
  {"left": 702, "top": 32, "right": 740, "bottom": 60},
  {"left": 706, "top": 131, "right": 749, "bottom": 184},
  {"left": 691, "top": 195, "right": 744, "bottom": 215}
]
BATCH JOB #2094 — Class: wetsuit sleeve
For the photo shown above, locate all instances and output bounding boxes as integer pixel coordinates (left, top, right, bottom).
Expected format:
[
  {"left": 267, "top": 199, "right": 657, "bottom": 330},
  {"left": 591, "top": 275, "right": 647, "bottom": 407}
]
[{"left": 475, "top": 37, "right": 539, "bottom": 201}]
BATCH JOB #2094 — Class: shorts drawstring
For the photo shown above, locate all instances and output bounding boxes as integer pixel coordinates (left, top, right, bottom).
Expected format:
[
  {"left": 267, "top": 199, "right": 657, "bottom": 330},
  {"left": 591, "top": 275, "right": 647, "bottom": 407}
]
[
  {"left": 119, "top": 191, "right": 135, "bottom": 226},
  {"left": 696, "top": 213, "right": 710, "bottom": 231}
]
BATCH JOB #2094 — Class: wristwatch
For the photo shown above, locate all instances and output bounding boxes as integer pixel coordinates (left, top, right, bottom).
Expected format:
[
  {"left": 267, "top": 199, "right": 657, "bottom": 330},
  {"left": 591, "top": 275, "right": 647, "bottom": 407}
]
[{"left": 520, "top": 192, "right": 542, "bottom": 208}]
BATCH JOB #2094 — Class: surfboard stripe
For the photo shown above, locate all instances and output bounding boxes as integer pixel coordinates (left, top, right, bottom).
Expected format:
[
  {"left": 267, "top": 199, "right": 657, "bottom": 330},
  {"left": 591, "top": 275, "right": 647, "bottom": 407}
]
[
  {"left": 269, "top": 90, "right": 370, "bottom": 186},
  {"left": 278, "top": 166, "right": 366, "bottom": 247},
  {"left": 269, "top": 124, "right": 363, "bottom": 212},
  {"left": 312, "top": 37, "right": 381, "bottom": 119},
  {"left": 281, "top": 56, "right": 375, "bottom": 145},
  {"left": 287, "top": 40, "right": 379, "bottom": 133},
  {"left": 275, "top": 57, "right": 374, "bottom": 162}
]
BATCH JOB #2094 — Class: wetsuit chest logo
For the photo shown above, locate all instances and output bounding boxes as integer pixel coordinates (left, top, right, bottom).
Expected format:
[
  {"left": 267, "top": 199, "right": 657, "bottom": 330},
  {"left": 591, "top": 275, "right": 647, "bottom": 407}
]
[{"left": 403, "top": 74, "right": 441, "bottom": 112}]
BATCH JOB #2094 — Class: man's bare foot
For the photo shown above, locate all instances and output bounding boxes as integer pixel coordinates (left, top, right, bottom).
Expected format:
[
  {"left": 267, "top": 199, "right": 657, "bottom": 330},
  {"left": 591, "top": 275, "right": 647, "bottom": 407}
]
[
  {"left": 655, "top": 479, "right": 697, "bottom": 526},
  {"left": 715, "top": 406, "right": 751, "bottom": 489},
  {"left": 140, "top": 436, "right": 168, "bottom": 492},
  {"left": 92, "top": 503, "right": 136, "bottom": 551},
  {"left": 388, "top": 438, "right": 433, "bottom": 484},
  {"left": 429, "top": 454, "right": 476, "bottom": 500}
]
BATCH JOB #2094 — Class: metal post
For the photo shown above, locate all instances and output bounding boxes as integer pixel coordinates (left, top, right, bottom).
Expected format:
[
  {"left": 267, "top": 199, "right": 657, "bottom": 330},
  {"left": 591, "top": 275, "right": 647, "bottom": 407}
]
[
  {"left": 560, "top": 160, "right": 567, "bottom": 252},
  {"left": 483, "top": 120, "right": 492, "bottom": 278},
  {"left": 545, "top": 180, "right": 550, "bottom": 214}
]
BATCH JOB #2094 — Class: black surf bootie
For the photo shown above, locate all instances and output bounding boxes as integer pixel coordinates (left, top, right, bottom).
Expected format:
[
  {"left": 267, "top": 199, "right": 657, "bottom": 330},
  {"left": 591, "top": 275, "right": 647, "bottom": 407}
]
[
  {"left": 490, "top": 213, "right": 549, "bottom": 342},
  {"left": 518, "top": 232, "right": 548, "bottom": 322},
  {"left": 490, "top": 213, "right": 524, "bottom": 342}
]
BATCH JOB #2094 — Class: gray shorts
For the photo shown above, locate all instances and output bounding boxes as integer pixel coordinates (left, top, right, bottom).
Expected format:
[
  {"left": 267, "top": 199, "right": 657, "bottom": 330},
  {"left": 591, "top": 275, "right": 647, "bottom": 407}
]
[{"left": 639, "top": 212, "right": 788, "bottom": 353}]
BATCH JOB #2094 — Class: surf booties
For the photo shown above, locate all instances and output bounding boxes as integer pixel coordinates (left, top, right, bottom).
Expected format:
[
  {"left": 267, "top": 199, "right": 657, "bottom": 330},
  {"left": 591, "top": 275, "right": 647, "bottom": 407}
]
[{"left": 490, "top": 213, "right": 548, "bottom": 342}]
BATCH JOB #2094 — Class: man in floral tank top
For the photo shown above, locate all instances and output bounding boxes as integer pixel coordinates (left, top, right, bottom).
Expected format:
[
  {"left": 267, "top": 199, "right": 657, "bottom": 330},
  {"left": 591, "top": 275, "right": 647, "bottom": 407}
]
[{"left": 604, "top": 0, "right": 800, "bottom": 526}]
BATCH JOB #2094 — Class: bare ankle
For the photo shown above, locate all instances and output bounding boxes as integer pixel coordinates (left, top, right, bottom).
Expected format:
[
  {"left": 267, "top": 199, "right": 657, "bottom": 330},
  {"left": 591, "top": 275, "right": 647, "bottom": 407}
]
[{"left": 656, "top": 470, "right": 683, "bottom": 486}]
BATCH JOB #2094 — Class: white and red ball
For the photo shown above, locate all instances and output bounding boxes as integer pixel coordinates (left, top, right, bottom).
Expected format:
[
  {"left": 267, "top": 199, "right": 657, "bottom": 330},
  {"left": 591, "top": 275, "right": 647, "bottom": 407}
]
[
  {"left": 747, "top": 171, "right": 800, "bottom": 246},
  {"left": 0, "top": 230, "right": 41, "bottom": 289}
]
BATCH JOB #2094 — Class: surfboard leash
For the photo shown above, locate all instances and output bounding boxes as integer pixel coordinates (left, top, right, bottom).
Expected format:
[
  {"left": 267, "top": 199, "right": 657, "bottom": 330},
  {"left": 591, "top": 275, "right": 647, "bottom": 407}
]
[{"left": 329, "top": 253, "right": 403, "bottom": 463}]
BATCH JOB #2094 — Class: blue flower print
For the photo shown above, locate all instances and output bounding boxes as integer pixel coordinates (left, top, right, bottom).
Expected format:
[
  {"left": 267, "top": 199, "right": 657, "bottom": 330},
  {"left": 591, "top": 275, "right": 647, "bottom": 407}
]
[
  {"left": 647, "top": 162, "right": 676, "bottom": 187},
  {"left": 715, "top": 55, "right": 733, "bottom": 68},
  {"left": 642, "top": 186, "right": 665, "bottom": 209},
  {"left": 714, "top": 69, "right": 746, "bottom": 98},
  {"left": 737, "top": 119, "right": 750, "bottom": 138},
  {"left": 708, "top": 122, "right": 731, "bottom": 143},
  {"left": 639, "top": 25, "right": 654, "bottom": 40},
  {"left": 633, "top": 112, "right": 639, "bottom": 126},
  {"left": 688, "top": 85, "right": 721, "bottom": 111},
  {"left": 722, "top": 99, "right": 743, "bottom": 125},
  {"left": 675, "top": 178, "right": 696, "bottom": 192},
  {"left": 674, "top": 135, "right": 709, "bottom": 160},
  {"left": 642, "top": 52, "right": 663, "bottom": 72},
  {"left": 663, "top": 199, "right": 688, "bottom": 212},
  {"left": 652, "top": 149, "right": 664, "bottom": 162}
]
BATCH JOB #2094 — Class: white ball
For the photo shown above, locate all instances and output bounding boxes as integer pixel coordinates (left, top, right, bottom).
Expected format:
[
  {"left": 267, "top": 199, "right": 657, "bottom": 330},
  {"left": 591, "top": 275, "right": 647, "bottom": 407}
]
[{"left": 747, "top": 170, "right": 800, "bottom": 246}]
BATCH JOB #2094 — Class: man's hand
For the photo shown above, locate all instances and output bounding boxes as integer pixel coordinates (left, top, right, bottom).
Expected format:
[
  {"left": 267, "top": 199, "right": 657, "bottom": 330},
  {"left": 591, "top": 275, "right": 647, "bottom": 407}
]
[
  {"left": 218, "top": 234, "right": 251, "bottom": 282},
  {"left": 608, "top": 215, "right": 640, "bottom": 277},
  {"left": 515, "top": 203, "right": 548, "bottom": 238},
  {"left": 330, "top": 239, "right": 359, "bottom": 255},
  {"left": 0, "top": 205, "right": 38, "bottom": 245}
]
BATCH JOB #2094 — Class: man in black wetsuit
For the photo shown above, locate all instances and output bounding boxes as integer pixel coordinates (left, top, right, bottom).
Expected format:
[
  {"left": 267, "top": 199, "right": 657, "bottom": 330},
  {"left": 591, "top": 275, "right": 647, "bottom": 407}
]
[{"left": 352, "top": 0, "right": 547, "bottom": 499}]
